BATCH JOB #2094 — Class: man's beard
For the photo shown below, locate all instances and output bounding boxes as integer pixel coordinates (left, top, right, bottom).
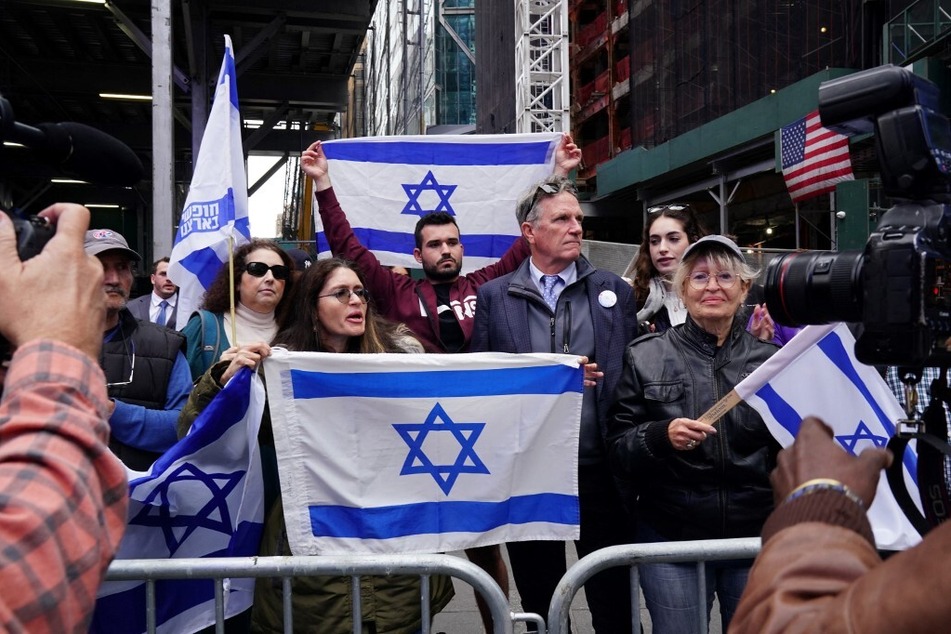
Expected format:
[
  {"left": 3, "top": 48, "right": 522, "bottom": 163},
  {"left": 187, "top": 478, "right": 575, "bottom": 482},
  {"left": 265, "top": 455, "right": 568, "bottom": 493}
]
[
  {"left": 105, "top": 285, "right": 128, "bottom": 311},
  {"left": 423, "top": 258, "right": 462, "bottom": 282}
]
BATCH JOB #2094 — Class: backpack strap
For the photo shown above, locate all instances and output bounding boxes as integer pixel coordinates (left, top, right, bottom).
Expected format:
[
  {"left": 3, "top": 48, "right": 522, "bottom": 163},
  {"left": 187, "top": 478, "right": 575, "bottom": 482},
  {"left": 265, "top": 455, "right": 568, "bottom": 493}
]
[{"left": 197, "top": 310, "right": 224, "bottom": 371}]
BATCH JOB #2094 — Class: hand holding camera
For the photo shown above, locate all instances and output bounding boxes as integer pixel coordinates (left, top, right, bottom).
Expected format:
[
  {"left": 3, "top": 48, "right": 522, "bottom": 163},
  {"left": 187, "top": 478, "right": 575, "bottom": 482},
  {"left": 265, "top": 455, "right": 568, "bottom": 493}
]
[{"left": 0, "top": 204, "right": 104, "bottom": 360}]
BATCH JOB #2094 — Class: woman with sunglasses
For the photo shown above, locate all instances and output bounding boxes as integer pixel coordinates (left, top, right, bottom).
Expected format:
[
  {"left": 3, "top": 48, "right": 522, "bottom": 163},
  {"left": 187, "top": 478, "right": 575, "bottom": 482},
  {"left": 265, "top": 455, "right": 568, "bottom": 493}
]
[
  {"left": 627, "top": 203, "right": 709, "bottom": 334},
  {"left": 181, "top": 239, "right": 295, "bottom": 380},
  {"left": 179, "top": 258, "right": 453, "bottom": 633},
  {"left": 608, "top": 235, "right": 780, "bottom": 634}
]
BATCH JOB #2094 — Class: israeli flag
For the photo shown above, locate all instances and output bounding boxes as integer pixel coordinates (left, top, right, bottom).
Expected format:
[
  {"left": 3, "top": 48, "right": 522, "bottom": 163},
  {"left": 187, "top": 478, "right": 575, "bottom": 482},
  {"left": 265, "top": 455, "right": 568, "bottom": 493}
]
[
  {"left": 168, "top": 35, "right": 250, "bottom": 330},
  {"left": 318, "top": 133, "right": 562, "bottom": 273},
  {"left": 91, "top": 368, "right": 266, "bottom": 634},
  {"left": 734, "top": 323, "right": 921, "bottom": 550},
  {"left": 262, "top": 349, "right": 583, "bottom": 555}
]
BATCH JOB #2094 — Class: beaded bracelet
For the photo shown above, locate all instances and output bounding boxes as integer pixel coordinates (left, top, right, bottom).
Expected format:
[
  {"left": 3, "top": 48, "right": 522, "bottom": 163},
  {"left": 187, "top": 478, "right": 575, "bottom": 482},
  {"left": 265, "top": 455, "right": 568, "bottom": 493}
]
[{"left": 784, "top": 478, "right": 866, "bottom": 511}]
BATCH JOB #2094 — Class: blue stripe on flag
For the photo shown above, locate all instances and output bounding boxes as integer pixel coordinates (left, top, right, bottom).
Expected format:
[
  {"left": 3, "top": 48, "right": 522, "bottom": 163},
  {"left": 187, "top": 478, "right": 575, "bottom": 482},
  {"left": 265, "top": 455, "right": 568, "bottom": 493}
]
[
  {"left": 310, "top": 493, "right": 579, "bottom": 538},
  {"left": 817, "top": 332, "right": 897, "bottom": 435},
  {"left": 290, "top": 364, "right": 583, "bottom": 399},
  {"left": 323, "top": 140, "right": 555, "bottom": 165},
  {"left": 92, "top": 578, "right": 213, "bottom": 633},
  {"left": 315, "top": 228, "right": 517, "bottom": 259},
  {"left": 222, "top": 45, "right": 239, "bottom": 110},
  {"left": 753, "top": 383, "right": 803, "bottom": 438},
  {"left": 817, "top": 332, "right": 917, "bottom": 477}
]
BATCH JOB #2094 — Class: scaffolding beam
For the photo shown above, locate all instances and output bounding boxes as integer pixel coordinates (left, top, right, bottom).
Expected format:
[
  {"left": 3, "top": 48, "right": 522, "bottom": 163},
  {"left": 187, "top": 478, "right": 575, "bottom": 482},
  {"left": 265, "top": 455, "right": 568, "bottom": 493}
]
[{"left": 515, "top": 0, "right": 569, "bottom": 133}]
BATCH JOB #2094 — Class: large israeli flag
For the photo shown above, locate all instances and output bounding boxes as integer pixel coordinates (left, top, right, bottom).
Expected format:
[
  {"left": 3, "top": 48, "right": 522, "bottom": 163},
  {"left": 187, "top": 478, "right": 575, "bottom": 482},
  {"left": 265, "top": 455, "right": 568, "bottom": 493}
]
[
  {"left": 734, "top": 323, "right": 921, "bottom": 550},
  {"left": 263, "top": 348, "right": 582, "bottom": 555},
  {"left": 318, "top": 133, "right": 561, "bottom": 273},
  {"left": 90, "top": 368, "right": 265, "bottom": 634},
  {"left": 168, "top": 35, "right": 250, "bottom": 330}
]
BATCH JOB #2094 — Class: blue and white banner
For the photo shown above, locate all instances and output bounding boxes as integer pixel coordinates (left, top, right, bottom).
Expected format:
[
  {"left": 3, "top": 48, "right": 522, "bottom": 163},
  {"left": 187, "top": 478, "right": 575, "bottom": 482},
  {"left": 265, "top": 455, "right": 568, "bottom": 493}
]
[
  {"left": 318, "top": 133, "right": 562, "bottom": 273},
  {"left": 262, "top": 349, "right": 582, "bottom": 555},
  {"left": 734, "top": 323, "right": 921, "bottom": 550},
  {"left": 91, "top": 368, "right": 266, "bottom": 634},
  {"left": 168, "top": 34, "right": 251, "bottom": 330}
]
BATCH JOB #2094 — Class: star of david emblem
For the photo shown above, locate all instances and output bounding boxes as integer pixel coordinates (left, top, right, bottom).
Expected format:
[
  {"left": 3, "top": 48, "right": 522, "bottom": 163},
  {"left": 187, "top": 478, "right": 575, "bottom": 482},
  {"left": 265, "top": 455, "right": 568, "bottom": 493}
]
[
  {"left": 401, "top": 170, "right": 457, "bottom": 217},
  {"left": 128, "top": 463, "right": 245, "bottom": 555},
  {"left": 835, "top": 420, "right": 889, "bottom": 456},
  {"left": 392, "top": 402, "right": 489, "bottom": 495}
]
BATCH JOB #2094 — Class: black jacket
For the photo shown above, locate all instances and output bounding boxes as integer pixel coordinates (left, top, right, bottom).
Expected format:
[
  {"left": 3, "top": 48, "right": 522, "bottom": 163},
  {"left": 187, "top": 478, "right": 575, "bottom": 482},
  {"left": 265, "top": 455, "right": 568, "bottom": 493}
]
[
  {"left": 102, "top": 309, "right": 184, "bottom": 470},
  {"left": 607, "top": 315, "right": 780, "bottom": 540}
]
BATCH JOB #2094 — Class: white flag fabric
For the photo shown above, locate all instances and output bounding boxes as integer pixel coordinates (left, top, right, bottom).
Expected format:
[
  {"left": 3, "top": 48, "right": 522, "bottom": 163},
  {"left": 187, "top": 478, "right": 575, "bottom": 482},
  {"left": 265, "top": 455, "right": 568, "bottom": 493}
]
[
  {"left": 317, "top": 133, "right": 561, "bottom": 273},
  {"left": 91, "top": 368, "right": 266, "bottom": 634},
  {"left": 734, "top": 323, "right": 921, "bottom": 550},
  {"left": 262, "top": 349, "right": 582, "bottom": 555},
  {"left": 168, "top": 35, "right": 250, "bottom": 330}
]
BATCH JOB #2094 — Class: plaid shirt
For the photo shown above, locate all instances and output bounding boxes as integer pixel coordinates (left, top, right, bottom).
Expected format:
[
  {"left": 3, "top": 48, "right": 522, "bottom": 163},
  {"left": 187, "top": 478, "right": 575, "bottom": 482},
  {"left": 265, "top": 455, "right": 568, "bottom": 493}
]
[
  {"left": 886, "top": 365, "right": 951, "bottom": 488},
  {"left": 0, "top": 340, "right": 128, "bottom": 633}
]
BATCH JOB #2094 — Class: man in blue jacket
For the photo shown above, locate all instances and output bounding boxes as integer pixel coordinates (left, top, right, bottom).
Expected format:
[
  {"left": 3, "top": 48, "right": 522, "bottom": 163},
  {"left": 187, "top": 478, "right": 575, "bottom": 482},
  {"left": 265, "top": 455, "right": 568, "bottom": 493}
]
[
  {"left": 85, "top": 229, "right": 191, "bottom": 471},
  {"left": 471, "top": 176, "right": 637, "bottom": 632}
]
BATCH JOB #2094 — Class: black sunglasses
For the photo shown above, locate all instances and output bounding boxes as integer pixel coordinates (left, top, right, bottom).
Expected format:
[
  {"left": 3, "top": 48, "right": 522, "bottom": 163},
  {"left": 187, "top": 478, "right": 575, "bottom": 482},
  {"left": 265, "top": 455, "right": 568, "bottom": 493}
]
[{"left": 245, "top": 261, "right": 290, "bottom": 280}]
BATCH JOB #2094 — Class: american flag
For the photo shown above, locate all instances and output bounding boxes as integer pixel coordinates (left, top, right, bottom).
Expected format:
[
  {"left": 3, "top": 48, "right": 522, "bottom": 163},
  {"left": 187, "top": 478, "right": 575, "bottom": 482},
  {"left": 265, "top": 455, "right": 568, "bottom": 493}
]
[{"left": 781, "top": 110, "right": 854, "bottom": 203}]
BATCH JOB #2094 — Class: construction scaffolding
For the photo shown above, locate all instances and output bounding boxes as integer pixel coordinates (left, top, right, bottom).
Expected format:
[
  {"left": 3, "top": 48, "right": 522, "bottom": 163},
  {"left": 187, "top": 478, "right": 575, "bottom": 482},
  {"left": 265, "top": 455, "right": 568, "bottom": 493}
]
[{"left": 515, "top": 0, "right": 570, "bottom": 133}]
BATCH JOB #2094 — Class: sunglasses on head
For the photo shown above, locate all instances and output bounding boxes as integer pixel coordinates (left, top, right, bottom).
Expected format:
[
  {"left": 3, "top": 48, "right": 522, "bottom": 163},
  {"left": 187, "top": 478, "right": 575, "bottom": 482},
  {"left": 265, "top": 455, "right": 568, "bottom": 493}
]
[
  {"left": 648, "top": 203, "right": 689, "bottom": 214},
  {"left": 245, "top": 261, "right": 290, "bottom": 280},
  {"left": 529, "top": 182, "right": 560, "bottom": 207}
]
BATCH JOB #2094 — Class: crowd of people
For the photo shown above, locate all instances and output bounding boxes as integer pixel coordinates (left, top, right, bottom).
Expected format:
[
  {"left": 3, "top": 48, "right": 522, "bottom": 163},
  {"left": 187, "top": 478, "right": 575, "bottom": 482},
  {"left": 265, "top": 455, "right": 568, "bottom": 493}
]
[{"left": 2, "top": 136, "right": 949, "bottom": 634}]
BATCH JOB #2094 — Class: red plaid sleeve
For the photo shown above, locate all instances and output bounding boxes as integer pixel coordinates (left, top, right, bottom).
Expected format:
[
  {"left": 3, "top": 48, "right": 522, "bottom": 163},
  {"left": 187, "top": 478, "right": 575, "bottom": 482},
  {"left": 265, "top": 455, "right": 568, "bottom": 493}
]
[{"left": 0, "top": 340, "right": 128, "bottom": 633}]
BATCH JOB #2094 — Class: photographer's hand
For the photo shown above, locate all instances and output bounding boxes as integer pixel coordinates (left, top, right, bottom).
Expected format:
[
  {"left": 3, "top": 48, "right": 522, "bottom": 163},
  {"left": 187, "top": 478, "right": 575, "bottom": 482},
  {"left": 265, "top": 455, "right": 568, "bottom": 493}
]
[
  {"left": 771, "top": 416, "right": 893, "bottom": 507},
  {"left": 0, "top": 204, "right": 104, "bottom": 360}
]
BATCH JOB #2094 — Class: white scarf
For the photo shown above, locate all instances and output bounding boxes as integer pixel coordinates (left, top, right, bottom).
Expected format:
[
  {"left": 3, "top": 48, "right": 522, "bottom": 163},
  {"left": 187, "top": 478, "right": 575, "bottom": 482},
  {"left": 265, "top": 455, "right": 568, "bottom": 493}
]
[{"left": 222, "top": 301, "right": 278, "bottom": 347}]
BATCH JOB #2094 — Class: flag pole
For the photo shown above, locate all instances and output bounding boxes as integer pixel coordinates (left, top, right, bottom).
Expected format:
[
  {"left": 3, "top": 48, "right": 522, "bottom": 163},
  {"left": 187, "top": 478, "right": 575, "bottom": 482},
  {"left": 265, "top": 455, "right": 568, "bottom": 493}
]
[
  {"left": 698, "top": 390, "right": 742, "bottom": 425},
  {"left": 228, "top": 235, "right": 237, "bottom": 346}
]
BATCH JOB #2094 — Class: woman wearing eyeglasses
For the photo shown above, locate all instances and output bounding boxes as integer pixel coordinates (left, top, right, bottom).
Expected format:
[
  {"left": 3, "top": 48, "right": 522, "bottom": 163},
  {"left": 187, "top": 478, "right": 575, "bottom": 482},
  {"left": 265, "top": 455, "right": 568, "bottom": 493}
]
[
  {"left": 178, "top": 258, "right": 452, "bottom": 633},
  {"left": 628, "top": 203, "right": 709, "bottom": 334},
  {"left": 181, "top": 239, "right": 296, "bottom": 380},
  {"left": 608, "top": 235, "right": 780, "bottom": 634}
]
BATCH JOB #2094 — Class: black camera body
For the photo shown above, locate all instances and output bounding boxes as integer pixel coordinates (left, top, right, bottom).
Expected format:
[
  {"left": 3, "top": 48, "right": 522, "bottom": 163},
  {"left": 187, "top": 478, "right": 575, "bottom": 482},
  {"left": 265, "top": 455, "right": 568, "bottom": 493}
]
[
  {"left": 13, "top": 215, "right": 54, "bottom": 260},
  {"left": 765, "top": 65, "right": 951, "bottom": 367}
]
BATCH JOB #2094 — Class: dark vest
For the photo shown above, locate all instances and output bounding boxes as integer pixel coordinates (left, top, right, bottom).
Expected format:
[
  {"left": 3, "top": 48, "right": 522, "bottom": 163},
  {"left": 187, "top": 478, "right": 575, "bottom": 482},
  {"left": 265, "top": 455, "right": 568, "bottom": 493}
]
[{"left": 101, "top": 309, "right": 185, "bottom": 470}]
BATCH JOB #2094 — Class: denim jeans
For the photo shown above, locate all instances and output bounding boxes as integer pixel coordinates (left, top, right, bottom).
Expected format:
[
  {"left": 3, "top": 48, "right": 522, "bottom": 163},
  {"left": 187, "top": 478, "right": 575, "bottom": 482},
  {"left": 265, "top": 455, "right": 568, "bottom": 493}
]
[{"left": 636, "top": 522, "right": 751, "bottom": 634}]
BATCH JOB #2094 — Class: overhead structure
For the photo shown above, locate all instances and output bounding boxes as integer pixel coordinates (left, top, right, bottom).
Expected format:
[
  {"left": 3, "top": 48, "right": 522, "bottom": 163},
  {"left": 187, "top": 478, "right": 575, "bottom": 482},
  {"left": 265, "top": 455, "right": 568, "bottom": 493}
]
[{"left": 515, "top": 0, "right": 569, "bottom": 133}]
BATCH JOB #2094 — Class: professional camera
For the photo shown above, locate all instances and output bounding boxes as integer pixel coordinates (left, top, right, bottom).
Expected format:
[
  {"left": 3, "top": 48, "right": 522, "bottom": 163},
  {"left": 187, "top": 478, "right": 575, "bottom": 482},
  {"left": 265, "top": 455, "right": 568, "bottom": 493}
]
[{"left": 764, "top": 65, "right": 951, "bottom": 367}]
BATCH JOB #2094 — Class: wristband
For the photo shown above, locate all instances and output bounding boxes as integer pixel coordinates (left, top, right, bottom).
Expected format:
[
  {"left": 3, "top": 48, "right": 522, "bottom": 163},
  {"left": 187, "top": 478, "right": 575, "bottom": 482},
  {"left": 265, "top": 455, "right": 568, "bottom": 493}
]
[{"left": 784, "top": 478, "right": 865, "bottom": 511}]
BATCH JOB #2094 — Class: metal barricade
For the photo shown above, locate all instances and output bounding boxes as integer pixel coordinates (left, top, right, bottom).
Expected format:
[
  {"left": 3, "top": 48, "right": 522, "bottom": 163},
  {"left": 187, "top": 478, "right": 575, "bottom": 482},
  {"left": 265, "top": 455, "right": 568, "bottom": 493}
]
[
  {"left": 547, "top": 537, "right": 762, "bottom": 634},
  {"left": 105, "top": 553, "right": 514, "bottom": 634}
]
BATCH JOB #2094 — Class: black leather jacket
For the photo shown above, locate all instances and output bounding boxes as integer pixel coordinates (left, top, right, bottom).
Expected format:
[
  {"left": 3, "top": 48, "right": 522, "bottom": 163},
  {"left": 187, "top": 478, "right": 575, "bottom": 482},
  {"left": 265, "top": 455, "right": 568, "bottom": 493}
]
[{"left": 607, "top": 315, "right": 780, "bottom": 540}]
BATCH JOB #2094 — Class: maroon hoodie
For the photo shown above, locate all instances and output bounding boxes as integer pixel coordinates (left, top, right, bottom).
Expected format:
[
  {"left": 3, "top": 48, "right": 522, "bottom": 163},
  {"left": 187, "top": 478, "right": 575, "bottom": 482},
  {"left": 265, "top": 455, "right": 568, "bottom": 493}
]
[{"left": 316, "top": 187, "right": 531, "bottom": 352}]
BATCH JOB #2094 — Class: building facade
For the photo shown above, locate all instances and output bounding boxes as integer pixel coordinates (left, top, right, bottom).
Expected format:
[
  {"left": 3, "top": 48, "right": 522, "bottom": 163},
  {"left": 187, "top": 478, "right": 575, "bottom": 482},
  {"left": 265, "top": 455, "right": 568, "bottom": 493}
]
[{"left": 477, "top": 0, "right": 951, "bottom": 252}]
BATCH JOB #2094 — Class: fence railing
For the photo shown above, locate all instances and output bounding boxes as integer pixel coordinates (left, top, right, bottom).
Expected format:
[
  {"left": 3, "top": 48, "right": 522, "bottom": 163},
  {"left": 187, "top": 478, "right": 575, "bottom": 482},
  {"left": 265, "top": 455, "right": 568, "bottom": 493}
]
[
  {"left": 548, "top": 537, "right": 762, "bottom": 634},
  {"left": 105, "top": 538, "right": 764, "bottom": 634}
]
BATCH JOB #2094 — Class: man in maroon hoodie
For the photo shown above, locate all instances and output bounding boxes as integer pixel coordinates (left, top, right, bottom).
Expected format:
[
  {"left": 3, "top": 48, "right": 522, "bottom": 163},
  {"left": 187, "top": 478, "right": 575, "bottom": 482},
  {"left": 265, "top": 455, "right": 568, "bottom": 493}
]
[{"left": 300, "top": 135, "right": 581, "bottom": 629}]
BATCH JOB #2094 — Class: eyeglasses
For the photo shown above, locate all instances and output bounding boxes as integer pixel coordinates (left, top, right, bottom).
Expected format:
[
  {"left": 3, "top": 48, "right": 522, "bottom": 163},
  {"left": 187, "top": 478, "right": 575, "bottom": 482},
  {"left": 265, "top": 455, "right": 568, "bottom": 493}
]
[
  {"left": 106, "top": 338, "right": 135, "bottom": 388},
  {"left": 245, "top": 262, "right": 290, "bottom": 280},
  {"left": 688, "top": 271, "right": 737, "bottom": 290},
  {"left": 648, "top": 203, "right": 689, "bottom": 214},
  {"left": 318, "top": 288, "right": 371, "bottom": 304}
]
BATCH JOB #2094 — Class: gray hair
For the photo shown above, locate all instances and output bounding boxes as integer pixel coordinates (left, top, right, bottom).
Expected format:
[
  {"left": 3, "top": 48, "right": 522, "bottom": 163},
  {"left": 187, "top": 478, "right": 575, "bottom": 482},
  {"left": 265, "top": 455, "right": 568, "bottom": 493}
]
[
  {"left": 672, "top": 248, "right": 760, "bottom": 300},
  {"left": 515, "top": 176, "right": 579, "bottom": 226}
]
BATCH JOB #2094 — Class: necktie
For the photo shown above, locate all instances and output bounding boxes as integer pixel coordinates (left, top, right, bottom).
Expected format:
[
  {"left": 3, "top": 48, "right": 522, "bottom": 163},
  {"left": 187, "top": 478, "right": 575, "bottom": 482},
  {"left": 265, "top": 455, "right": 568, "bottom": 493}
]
[
  {"left": 156, "top": 300, "right": 169, "bottom": 326},
  {"left": 541, "top": 275, "right": 560, "bottom": 311}
]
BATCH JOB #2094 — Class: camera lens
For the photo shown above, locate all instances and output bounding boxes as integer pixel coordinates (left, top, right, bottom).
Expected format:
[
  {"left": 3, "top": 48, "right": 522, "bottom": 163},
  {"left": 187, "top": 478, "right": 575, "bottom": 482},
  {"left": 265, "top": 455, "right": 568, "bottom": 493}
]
[{"left": 763, "top": 251, "right": 864, "bottom": 326}]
